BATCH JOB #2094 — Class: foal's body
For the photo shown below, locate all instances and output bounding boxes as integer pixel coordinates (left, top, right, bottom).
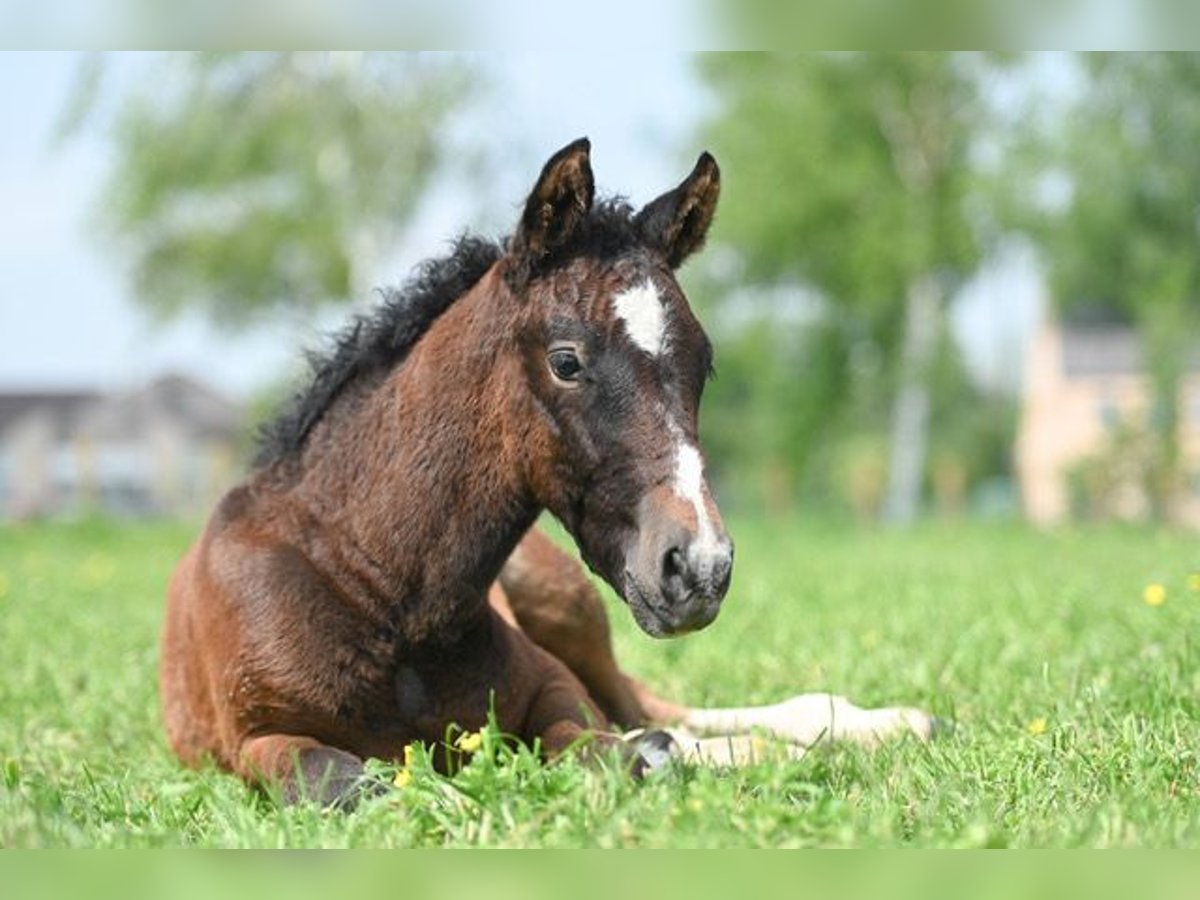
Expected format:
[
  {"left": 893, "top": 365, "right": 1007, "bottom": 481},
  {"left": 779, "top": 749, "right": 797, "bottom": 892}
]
[{"left": 162, "top": 141, "right": 932, "bottom": 805}]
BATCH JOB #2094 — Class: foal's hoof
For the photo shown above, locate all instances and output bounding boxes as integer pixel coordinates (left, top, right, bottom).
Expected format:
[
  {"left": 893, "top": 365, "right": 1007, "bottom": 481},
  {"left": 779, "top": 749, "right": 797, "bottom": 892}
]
[{"left": 622, "top": 728, "right": 678, "bottom": 775}]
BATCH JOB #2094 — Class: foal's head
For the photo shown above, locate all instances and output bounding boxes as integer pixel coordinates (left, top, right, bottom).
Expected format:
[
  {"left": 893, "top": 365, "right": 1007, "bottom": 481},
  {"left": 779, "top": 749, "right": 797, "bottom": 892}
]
[{"left": 503, "top": 139, "right": 733, "bottom": 638}]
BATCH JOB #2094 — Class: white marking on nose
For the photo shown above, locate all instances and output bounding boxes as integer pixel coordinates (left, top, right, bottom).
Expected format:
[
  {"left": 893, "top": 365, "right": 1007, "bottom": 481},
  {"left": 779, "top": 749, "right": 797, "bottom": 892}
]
[
  {"left": 674, "top": 442, "right": 721, "bottom": 555},
  {"left": 612, "top": 280, "right": 666, "bottom": 357}
]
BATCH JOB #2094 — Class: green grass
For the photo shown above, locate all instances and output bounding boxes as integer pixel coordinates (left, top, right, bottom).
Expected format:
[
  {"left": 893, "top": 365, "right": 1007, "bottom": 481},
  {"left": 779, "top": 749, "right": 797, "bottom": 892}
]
[{"left": 2, "top": 517, "right": 1199, "bottom": 847}]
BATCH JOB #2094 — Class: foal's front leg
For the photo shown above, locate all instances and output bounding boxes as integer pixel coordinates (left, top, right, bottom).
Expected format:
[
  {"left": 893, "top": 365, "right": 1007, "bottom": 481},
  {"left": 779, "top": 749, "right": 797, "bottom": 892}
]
[{"left": 499, "top": 614, "right": 664, "bottom": 776}]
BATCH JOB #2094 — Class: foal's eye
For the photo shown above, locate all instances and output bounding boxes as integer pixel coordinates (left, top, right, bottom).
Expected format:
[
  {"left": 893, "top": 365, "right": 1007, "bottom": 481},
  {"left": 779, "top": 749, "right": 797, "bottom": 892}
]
[{"left": 548, "top": 348, "right": 583, "bottom": 383}]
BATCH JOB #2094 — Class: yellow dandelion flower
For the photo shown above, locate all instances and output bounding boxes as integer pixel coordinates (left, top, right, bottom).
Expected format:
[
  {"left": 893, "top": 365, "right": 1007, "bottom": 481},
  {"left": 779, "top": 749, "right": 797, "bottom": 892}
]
[
  {"left": 1143, "top": 583, "right": 1167, "bottom": 607},
  {"left": 455, "top": 730, "right": 484, "bottom": 753},
  {"left": 1026, "top": 717, "right": 1048, "bottom": 737},
  {"left": 1188, "top": 574, "right": 1200, "bottom": 592},
  {"left": 391, "top": 743, "right": 421, "bottom": 787}
]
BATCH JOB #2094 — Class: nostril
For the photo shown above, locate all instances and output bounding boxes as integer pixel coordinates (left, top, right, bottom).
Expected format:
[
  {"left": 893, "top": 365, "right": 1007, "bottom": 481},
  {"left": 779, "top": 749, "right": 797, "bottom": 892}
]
[{"left": 662, "top": 546, "right": 687, "bottom": 583}]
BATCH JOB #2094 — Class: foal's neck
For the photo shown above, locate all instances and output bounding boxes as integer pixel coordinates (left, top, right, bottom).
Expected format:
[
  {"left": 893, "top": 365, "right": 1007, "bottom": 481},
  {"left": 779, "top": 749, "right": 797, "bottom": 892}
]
[{"left": 292, "top": 267, "right": 537, "bottom": 629}]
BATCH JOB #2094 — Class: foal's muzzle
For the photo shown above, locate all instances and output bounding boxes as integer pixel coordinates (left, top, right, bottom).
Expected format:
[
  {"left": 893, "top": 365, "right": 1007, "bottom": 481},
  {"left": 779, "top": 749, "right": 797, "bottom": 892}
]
[{"left": 624, "top": 493, "right": 734, "bottom": 638}]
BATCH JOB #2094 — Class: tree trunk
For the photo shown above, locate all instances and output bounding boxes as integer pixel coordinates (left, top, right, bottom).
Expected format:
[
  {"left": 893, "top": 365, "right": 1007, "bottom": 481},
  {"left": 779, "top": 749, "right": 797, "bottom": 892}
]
[{"left": 882, "top": 273, "right": 941, "bottom": 525}]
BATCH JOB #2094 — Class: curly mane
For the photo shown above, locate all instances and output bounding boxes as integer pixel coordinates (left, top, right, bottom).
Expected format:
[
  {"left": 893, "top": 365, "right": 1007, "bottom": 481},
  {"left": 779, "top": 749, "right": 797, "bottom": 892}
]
[{"left": 253, "top": 235, "right": 503, "bottom": 466}]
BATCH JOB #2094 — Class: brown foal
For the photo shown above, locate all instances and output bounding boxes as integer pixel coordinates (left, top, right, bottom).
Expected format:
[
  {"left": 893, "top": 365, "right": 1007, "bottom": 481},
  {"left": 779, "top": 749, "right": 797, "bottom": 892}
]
[{"left": 160, "top": 139, "right": 933, "bottom": 807}]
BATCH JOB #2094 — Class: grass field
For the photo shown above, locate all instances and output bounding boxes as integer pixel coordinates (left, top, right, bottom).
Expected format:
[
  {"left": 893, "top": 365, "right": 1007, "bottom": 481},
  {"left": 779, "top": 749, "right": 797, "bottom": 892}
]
[{"left": 1, "top": 517, "right": 1198, "bottom": 847}]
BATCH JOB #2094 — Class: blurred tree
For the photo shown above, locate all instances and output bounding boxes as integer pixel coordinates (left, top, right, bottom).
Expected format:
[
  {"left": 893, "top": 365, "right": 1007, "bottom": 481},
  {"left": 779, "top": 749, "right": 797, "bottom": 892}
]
[
  {"left": 78, "top": 52, "right": 469, "bottom": 327},
  {"left": 698, "top": 53, "right": 999, "bottom": 523},
  {"left": 1020, "top": 53, "right": 1200, "bottom": 521}
]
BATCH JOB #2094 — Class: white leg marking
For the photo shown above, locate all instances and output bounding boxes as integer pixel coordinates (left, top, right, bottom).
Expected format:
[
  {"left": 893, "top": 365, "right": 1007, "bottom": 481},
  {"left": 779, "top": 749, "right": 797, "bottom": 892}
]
[
  {"left": 612, "top": 280, "right": 666, "bottom": 356},
  {"left": 681, "top": 694, "right": 934, "bottom": 749},
  {"left": 626, "top": 691, "right": 935, "bottom": 769}
]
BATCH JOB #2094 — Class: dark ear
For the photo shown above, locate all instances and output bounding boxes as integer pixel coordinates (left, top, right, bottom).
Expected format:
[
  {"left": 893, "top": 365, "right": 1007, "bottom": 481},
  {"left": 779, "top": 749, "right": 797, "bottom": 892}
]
[
  {"left": 635, "top": 152, "right": 720, "bottom": 268},
  {"left": 509, "top": 138, "right": 595, "bottom": 282}
]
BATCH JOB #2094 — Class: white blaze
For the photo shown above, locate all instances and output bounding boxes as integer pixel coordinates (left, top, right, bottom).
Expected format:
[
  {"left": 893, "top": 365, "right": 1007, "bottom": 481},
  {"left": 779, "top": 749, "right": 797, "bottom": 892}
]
[
  {"left": 612, "top": 280, "right": 666, "bottom": 356},
  {"left": 675, "top": 442, "right": 719, "bottom": 552}
]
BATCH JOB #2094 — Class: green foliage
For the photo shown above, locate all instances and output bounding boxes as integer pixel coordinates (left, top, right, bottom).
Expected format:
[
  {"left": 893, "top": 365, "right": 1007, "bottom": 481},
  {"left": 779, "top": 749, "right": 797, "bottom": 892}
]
[
  {"left": 696, "top": 298, "right": 1016, "bottom": 517},
  {"left": 699, "top": 53, "right": 987, "bottom": 325},
  {"left": 699, "top": 316, "right": 855, "bottom": 512},
  {"left": 1031, "top": 54, "right": 1200, "bottom": 324},
  {"left": 694, "top": 53, "right": 1011, "bottom": 516},
  {"left": 94, "top": 52, "right": 469, "bottom": 326},
  {"left": 4, "top": 520, "right": 1200, "bottom": 847}
]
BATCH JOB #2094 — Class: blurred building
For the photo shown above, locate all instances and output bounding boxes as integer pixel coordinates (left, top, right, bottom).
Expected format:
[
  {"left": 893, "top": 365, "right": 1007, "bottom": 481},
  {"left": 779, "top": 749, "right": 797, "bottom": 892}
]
[
  {"left": 1016, "top": 323, "right": 1200, "bottom": 526},
  {"left": 0, "top": 375, "right": 244, "bottom": 520}
]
